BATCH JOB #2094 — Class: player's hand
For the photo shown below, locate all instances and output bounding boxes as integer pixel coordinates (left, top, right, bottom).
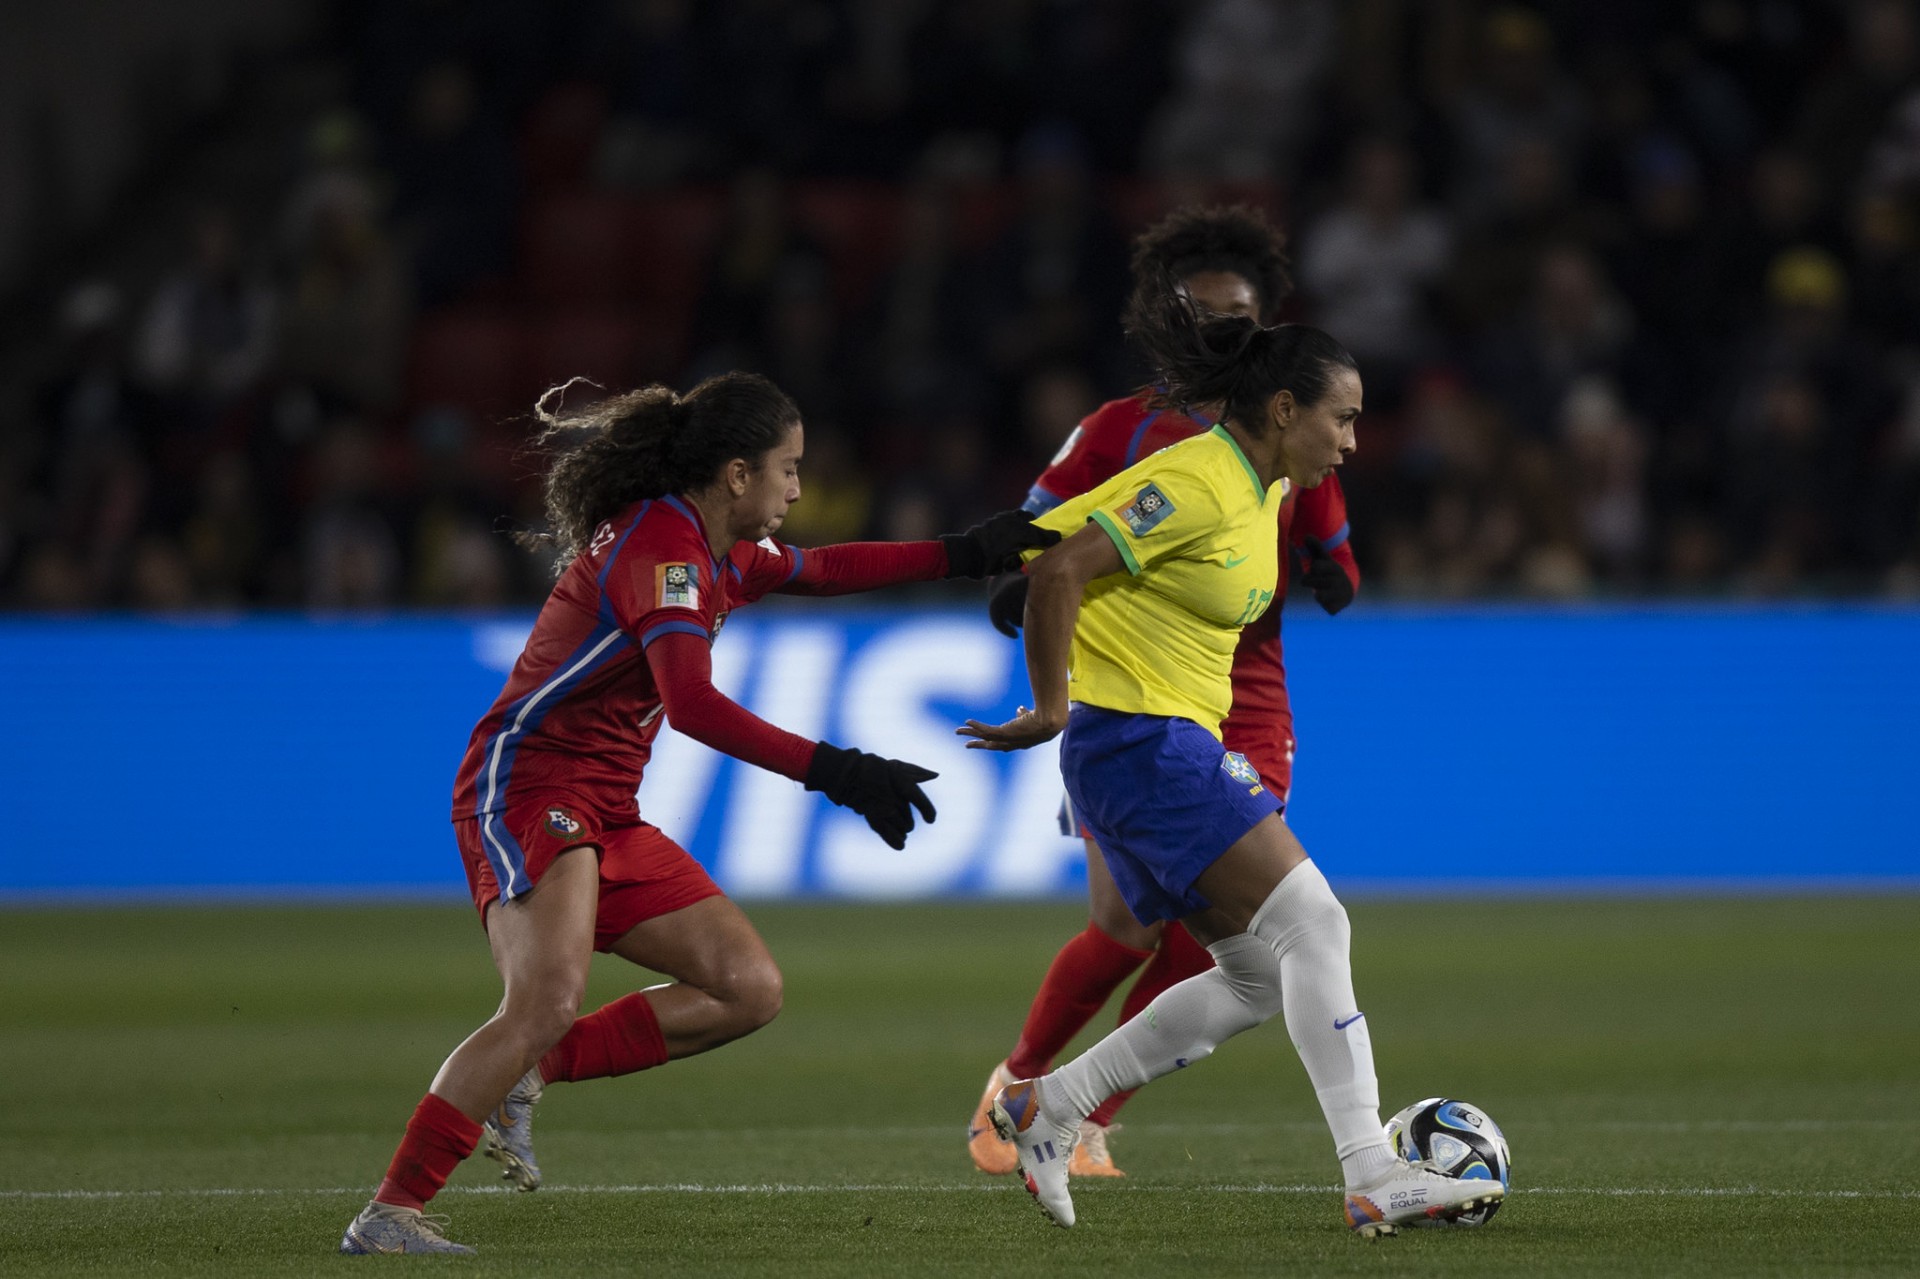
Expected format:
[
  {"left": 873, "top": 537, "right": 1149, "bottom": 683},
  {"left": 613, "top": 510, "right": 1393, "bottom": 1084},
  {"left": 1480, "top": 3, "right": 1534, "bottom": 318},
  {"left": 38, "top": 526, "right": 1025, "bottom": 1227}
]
[
  {"left": 957, "top": 706, "right": 1064, "bottom": 752},
  {"left": 940, "top": 511, "right": 1061, "bottom": 578},
  {"left": 805, "top": 742, "right": 938, "bottom": 849},
  {"left": 1298, "top": 536, "right": 1355, "bottom": 615},
  {"left": 986, "top": 571, "right": 1031, "bottom": 637}
]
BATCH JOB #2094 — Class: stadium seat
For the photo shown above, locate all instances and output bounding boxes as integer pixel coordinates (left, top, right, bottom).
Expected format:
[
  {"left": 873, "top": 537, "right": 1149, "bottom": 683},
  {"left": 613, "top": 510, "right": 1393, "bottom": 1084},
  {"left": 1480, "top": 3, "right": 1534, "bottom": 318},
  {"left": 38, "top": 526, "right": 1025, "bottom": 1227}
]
[
  {"left": 406, "top": 306, "right": 529, "bottom": 422},
  {"left": 950, "top": 183, "right": 1018, "bottom": 250},
  {"left": 521, "top": 192, "right": 636, "bottom": 306},
  {"left": 518, "top": 82, "right": 609, "bottom": 195},
  {"left": 625, "top": 188, "right": 725, "bottom": 312},
  {"left": 1105, "top": 177, "right": 1289, "bottom": 236},
  {"left": 1107, "top": 176, "right": 1175, "bottom": 235},
  {"left": 793, "top": 180, "right": 902, "bottom": 308},
  {"left": 524, "top": 309, "right": 646, "bottom": 401}
]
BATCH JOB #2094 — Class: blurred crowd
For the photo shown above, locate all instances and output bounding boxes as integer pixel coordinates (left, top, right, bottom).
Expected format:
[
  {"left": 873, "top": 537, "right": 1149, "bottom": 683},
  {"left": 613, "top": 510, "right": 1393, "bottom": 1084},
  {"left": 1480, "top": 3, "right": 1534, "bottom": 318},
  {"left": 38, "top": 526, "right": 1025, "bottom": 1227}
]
[{"left": 8, "top": 0, "right": 1920, "bottom": 610}]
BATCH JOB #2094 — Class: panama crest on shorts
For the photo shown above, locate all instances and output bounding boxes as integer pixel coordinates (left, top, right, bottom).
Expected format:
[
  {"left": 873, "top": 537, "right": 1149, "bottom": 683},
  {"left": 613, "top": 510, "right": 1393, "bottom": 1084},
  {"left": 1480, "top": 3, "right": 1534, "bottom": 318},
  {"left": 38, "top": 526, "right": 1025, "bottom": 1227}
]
[
  {"left": 545, "top": 807, "right": 585, "bottom": 838},
  {"left": 1116, "top": 482, "right": 1176, "bottom": 536},
  {"left": 1221, "top": 750, "right": 1264, "bottom": 795},
  {"left": 656, "top": 562, "right": 698, "bottom": 608}
]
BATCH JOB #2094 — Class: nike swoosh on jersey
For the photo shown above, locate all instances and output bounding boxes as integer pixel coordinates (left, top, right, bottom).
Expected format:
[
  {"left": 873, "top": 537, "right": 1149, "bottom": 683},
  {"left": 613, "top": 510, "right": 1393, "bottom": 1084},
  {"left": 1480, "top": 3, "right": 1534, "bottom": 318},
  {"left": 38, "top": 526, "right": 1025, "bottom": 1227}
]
[
  {"left": 1224, "top": 553, "right": 1248, "bottom": 568},
  {"left": 1334, "top": 1012, "right": 1366, "bottom": 1029}
]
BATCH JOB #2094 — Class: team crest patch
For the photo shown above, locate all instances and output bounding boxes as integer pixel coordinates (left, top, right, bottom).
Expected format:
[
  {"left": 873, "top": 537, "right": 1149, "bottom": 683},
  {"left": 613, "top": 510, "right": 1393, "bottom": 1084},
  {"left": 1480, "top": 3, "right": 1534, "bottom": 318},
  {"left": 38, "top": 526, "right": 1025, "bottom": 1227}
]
[
  {"left": 1222, "top": 751, "right": 1264, "bottom": 794},
  {"left": 1115, "top": 482, "right": 1175, "bottom": 536},
  {"left": 545, "top": 807, "right": 585, "bottom": 838},
  {"left": 656, "top": 562, "right": 698, "bottom": 608}
]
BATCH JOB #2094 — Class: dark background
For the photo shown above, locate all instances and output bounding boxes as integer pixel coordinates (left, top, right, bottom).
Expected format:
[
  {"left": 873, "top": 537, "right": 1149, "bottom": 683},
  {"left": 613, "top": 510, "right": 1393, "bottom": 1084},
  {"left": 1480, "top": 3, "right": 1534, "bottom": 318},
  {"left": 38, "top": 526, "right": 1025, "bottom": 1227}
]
[{"left": 5, "top": 0, "right": 1919, "bottom": 611}]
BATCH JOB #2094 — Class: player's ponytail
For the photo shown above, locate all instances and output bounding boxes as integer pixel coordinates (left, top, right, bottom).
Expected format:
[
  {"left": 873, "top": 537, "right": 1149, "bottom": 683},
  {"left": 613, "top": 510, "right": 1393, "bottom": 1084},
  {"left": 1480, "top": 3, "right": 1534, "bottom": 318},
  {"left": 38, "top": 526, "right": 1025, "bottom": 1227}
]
[
  {"left": 1125, "top": 271, "right": 1355, "bottom": 437},
  {"left": 518, "top": 372, "right": 800, "bottom": 567}
]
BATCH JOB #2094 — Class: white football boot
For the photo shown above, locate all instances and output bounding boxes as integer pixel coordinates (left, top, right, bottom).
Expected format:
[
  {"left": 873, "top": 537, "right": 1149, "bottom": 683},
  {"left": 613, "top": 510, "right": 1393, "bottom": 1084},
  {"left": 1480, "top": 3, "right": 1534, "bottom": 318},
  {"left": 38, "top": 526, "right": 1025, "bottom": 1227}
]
[
  {"left": 338, "top": 1201, "right": 476, "bottom": 1255},
  {"left": 989, "top": 1078, "right": 1080, "bottom": 1228},
  {"left": 1343, "top": 1158, "right": 1507, "bottom": 1236}
]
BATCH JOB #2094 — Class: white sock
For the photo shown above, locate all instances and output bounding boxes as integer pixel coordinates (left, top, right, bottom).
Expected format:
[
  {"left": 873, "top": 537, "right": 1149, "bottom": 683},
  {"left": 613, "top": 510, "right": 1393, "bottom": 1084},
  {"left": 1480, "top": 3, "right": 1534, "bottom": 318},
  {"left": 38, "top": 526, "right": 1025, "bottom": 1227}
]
[
  {"left": 1342, "top": 1143, "right": 1401, "bottom": 1188},
  {"left": 1045, "top": 931, "right": 1285, "bottom": 1121},
  {"left": 1246, "top": 861, "right": 1394, "bottom": 1186}
]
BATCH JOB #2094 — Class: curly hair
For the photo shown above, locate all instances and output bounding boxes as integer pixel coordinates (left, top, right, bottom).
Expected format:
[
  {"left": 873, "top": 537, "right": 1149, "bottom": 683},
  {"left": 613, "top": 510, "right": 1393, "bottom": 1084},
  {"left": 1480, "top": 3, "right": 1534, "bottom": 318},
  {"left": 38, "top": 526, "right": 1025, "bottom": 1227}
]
[
  {"left": 1129, "top": 204, "right": 1292, "bottom": 324},
  {"left": 1124, "top": 270, "right": 1354, "bottom": 437},
  {"left": 516, "top": 372, "right": 799, "bottom": 568}
]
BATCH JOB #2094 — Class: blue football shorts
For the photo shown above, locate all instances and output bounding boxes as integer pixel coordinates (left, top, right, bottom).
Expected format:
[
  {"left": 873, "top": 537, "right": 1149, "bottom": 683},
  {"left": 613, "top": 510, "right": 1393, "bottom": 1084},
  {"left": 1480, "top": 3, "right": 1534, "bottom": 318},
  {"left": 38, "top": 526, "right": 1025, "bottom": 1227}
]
[{"left": 1059, "top": 703, "right": 1282, "bottom": 924}]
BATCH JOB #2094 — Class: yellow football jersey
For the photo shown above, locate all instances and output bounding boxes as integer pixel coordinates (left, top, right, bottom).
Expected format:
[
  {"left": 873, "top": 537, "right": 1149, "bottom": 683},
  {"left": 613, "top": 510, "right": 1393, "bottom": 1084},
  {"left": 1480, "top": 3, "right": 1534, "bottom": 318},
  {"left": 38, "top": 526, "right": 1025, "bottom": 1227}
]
[{"left": 1027, "top": 425, "right": 1289, "bottom": 736}]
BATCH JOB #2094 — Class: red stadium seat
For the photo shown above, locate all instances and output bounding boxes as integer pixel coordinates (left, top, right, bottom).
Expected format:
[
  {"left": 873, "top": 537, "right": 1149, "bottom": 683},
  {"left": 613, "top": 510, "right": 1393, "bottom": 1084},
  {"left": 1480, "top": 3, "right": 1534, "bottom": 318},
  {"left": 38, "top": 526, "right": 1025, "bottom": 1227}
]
[
  {"left": 1106, "top": 176, "right": 1175, "bottom": 235},
  {"left": 950, "top": 183, "right": 1018, "bottom": 250},
  {"left": 521, "top": 193, "right": 635, "bottom": 306},
  {"left": 1105, "top": 177, "right": 1289, "bottom": 236},
  {"left": 406, "top": 306, "right": 529, "bottom": 422},
  {"left": 793, "top": 180, "right": 901, "bottom": 308},
  {"left": 523, "top": 308, "right": 648, "bottom": 401},
  {"left": 625, "top": 189, "right": 725, "bottom": 313},
  {"left": 519, "top": 82, "right": 609, "bottom": 195},
  {"left": 526, "top": 308, "right": 691, "bottom": 396}
]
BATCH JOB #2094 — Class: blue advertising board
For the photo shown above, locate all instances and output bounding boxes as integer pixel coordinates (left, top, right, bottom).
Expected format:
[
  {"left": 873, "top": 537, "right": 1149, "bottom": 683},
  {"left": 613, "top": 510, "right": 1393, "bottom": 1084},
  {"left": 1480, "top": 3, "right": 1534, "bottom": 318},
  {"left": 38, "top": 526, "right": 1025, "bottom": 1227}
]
[{"left": 1, "top": 604, "right": 1915, "bottom": 898}]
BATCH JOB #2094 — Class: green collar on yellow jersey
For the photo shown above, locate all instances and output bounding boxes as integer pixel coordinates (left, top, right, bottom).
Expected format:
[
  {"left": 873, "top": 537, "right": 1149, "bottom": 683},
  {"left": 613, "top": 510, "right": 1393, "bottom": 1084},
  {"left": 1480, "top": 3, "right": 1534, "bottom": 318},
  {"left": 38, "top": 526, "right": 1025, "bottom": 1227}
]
[{"left": 1209, "top": 425, "right": 1269, "bottom": 502}]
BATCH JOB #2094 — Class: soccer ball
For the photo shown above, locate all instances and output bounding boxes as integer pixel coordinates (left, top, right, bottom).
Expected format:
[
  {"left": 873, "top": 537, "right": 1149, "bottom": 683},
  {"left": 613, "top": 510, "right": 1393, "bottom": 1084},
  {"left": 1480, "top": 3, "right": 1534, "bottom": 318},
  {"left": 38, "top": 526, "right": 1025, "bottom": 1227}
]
[{"left": 1383, "top": 1097, "right": 1511, "bottom": 1226}]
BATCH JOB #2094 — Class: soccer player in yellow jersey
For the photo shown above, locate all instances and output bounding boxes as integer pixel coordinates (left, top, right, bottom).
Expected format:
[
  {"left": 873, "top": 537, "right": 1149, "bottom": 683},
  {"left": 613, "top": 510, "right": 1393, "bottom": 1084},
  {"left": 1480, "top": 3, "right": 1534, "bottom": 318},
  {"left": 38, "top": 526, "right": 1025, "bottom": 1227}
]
[{"left": 960, "top": 287, "right": 1505, "bottom": 1236}]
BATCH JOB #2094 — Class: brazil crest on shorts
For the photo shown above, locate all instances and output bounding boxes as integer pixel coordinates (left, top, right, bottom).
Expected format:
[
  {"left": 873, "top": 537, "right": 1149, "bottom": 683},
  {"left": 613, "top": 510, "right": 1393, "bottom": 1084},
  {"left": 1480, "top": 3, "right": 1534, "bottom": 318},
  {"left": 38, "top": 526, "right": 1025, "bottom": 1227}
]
[
  {"left": 1117, "top": 482, "right": 1175, "bottom": 536},
  {"left": 1222, "top": 750, "right": 1264, "bottom": 794}
]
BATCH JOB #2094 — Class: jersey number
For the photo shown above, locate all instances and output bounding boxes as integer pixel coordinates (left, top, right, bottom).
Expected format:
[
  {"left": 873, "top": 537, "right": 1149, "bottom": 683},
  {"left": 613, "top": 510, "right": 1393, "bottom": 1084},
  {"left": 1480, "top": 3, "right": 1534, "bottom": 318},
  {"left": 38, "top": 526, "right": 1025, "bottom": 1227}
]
[{"left": 1234, "top": 588, "right": 1274, "bottom": 624}]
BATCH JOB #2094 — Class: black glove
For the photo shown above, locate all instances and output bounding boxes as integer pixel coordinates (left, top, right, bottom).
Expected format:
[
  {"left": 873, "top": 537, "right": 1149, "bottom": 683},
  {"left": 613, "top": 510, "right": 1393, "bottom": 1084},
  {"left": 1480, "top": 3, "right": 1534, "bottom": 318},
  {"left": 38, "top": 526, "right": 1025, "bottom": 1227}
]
[
  {"left": 805, "top": 742, "right": 938, "bottom": 849},
  {"left": 939, "top": 510, "right": 1061, "bottom": 579},
  {"left": 986, "top": 570, "right": 1030, "bottom": 637},
  {"left": 1297, "top": 535, "right": 1355, "bottom": 615}
]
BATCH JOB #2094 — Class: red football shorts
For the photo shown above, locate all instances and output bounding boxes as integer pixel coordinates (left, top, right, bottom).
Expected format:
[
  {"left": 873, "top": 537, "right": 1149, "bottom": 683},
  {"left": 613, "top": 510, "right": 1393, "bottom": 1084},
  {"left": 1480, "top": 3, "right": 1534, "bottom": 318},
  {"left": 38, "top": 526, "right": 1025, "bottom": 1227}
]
[
  {"left": 456, "top": 795, "right": 724, "bottom": 951},
  {"left": 1223, "top": 722, "right": 1295, "bottom": 808}
]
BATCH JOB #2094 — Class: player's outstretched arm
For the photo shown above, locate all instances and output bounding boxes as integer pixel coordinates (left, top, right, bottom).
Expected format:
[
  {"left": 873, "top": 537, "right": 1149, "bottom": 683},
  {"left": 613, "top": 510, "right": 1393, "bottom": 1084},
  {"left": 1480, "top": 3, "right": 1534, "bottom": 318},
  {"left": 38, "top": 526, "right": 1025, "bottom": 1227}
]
[
  {"left": 959, "top": 523, "right": 1123, "bottom": 752},
  {"left": 771, "top": 512, "right": 1060, "bottom": 598},
  {"left": 804, "top": 745, "right": 937, "bottom": 850},
  {"left": 939, "top": 510, "right": 1062, "bottom": 578},
  {"left": 648, "top": 630, "right": 937, "bottom": 847}
]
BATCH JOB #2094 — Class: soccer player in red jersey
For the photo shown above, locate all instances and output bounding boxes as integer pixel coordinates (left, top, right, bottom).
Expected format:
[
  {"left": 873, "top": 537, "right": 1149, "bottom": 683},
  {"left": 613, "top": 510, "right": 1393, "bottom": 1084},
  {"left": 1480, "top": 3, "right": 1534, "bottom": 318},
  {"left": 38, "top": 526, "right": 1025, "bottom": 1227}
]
[
  {"left": 967, "top": 207, "right": 1361, "bottom": 1179},
  {"left": 340, "top": 372, "right": 1055, "bottom": 1255}
]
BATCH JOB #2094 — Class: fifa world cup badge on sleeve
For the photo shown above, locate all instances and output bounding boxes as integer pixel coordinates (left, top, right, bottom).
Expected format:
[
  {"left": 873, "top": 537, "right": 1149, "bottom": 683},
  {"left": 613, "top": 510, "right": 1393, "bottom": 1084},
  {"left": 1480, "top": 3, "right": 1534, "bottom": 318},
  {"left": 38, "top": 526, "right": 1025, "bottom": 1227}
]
[
  {"left": 1222, "top": 751, "right": 1264, "bottom": 795},
  {"left": 656, "top": 563, "right": 698, "bottom": 608},
  {"left": 1117, "top": 482, "right": 1175, "bottom": 536}
]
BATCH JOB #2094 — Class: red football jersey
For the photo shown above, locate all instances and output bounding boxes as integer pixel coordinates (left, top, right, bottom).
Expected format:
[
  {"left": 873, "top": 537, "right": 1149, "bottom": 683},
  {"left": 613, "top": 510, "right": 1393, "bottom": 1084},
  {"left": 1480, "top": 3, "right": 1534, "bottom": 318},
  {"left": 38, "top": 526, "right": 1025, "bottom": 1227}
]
[
  {"left": 1028, "top": 391, "right": 1359, "bottom": 783},
  {"left": 452, "top": 494, "right": 943, "bottom": 898}
]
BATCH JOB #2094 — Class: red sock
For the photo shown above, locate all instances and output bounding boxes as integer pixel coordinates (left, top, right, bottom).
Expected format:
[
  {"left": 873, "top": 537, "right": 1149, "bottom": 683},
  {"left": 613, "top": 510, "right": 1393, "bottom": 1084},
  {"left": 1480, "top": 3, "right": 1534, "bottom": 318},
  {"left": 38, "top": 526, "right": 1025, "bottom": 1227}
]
[
  {"left": 1087, "top": 923, "right": 1215, "bottom": 1127},
  {"left": 538, "top": 992, "right": 669, "bottom": 1084},
  {"left": 374, "top": 1093, "right": 482, "bottom": 1210},
  {"left": 1006, "top": 924, "right": 1154, "bottom": 1080}
]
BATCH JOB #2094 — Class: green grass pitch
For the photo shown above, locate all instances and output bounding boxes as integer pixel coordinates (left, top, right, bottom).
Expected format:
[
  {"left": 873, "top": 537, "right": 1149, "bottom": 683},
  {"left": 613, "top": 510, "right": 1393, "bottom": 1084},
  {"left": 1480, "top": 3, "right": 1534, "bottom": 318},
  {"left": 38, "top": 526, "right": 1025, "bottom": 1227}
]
[{"left": 3, "top": 897, "right": 1917, "bottom": 1276}]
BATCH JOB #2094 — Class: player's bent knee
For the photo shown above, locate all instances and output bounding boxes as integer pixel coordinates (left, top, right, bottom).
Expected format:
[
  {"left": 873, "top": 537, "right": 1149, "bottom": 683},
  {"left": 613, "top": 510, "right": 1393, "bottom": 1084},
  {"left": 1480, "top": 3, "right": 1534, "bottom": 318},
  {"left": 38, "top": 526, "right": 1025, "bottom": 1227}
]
[
  {"left": 732, "top": 958, "right": 784, "bottom": 1032},
  {"left": 1091, "top": 909, "right": 1159, "bottom": 952},
  {"left": 503, "top": 984, "right": 585, "bottom": 1050},
  {"left": 1209, "top": 934, "right": 1287, "bottom": 1020}
]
